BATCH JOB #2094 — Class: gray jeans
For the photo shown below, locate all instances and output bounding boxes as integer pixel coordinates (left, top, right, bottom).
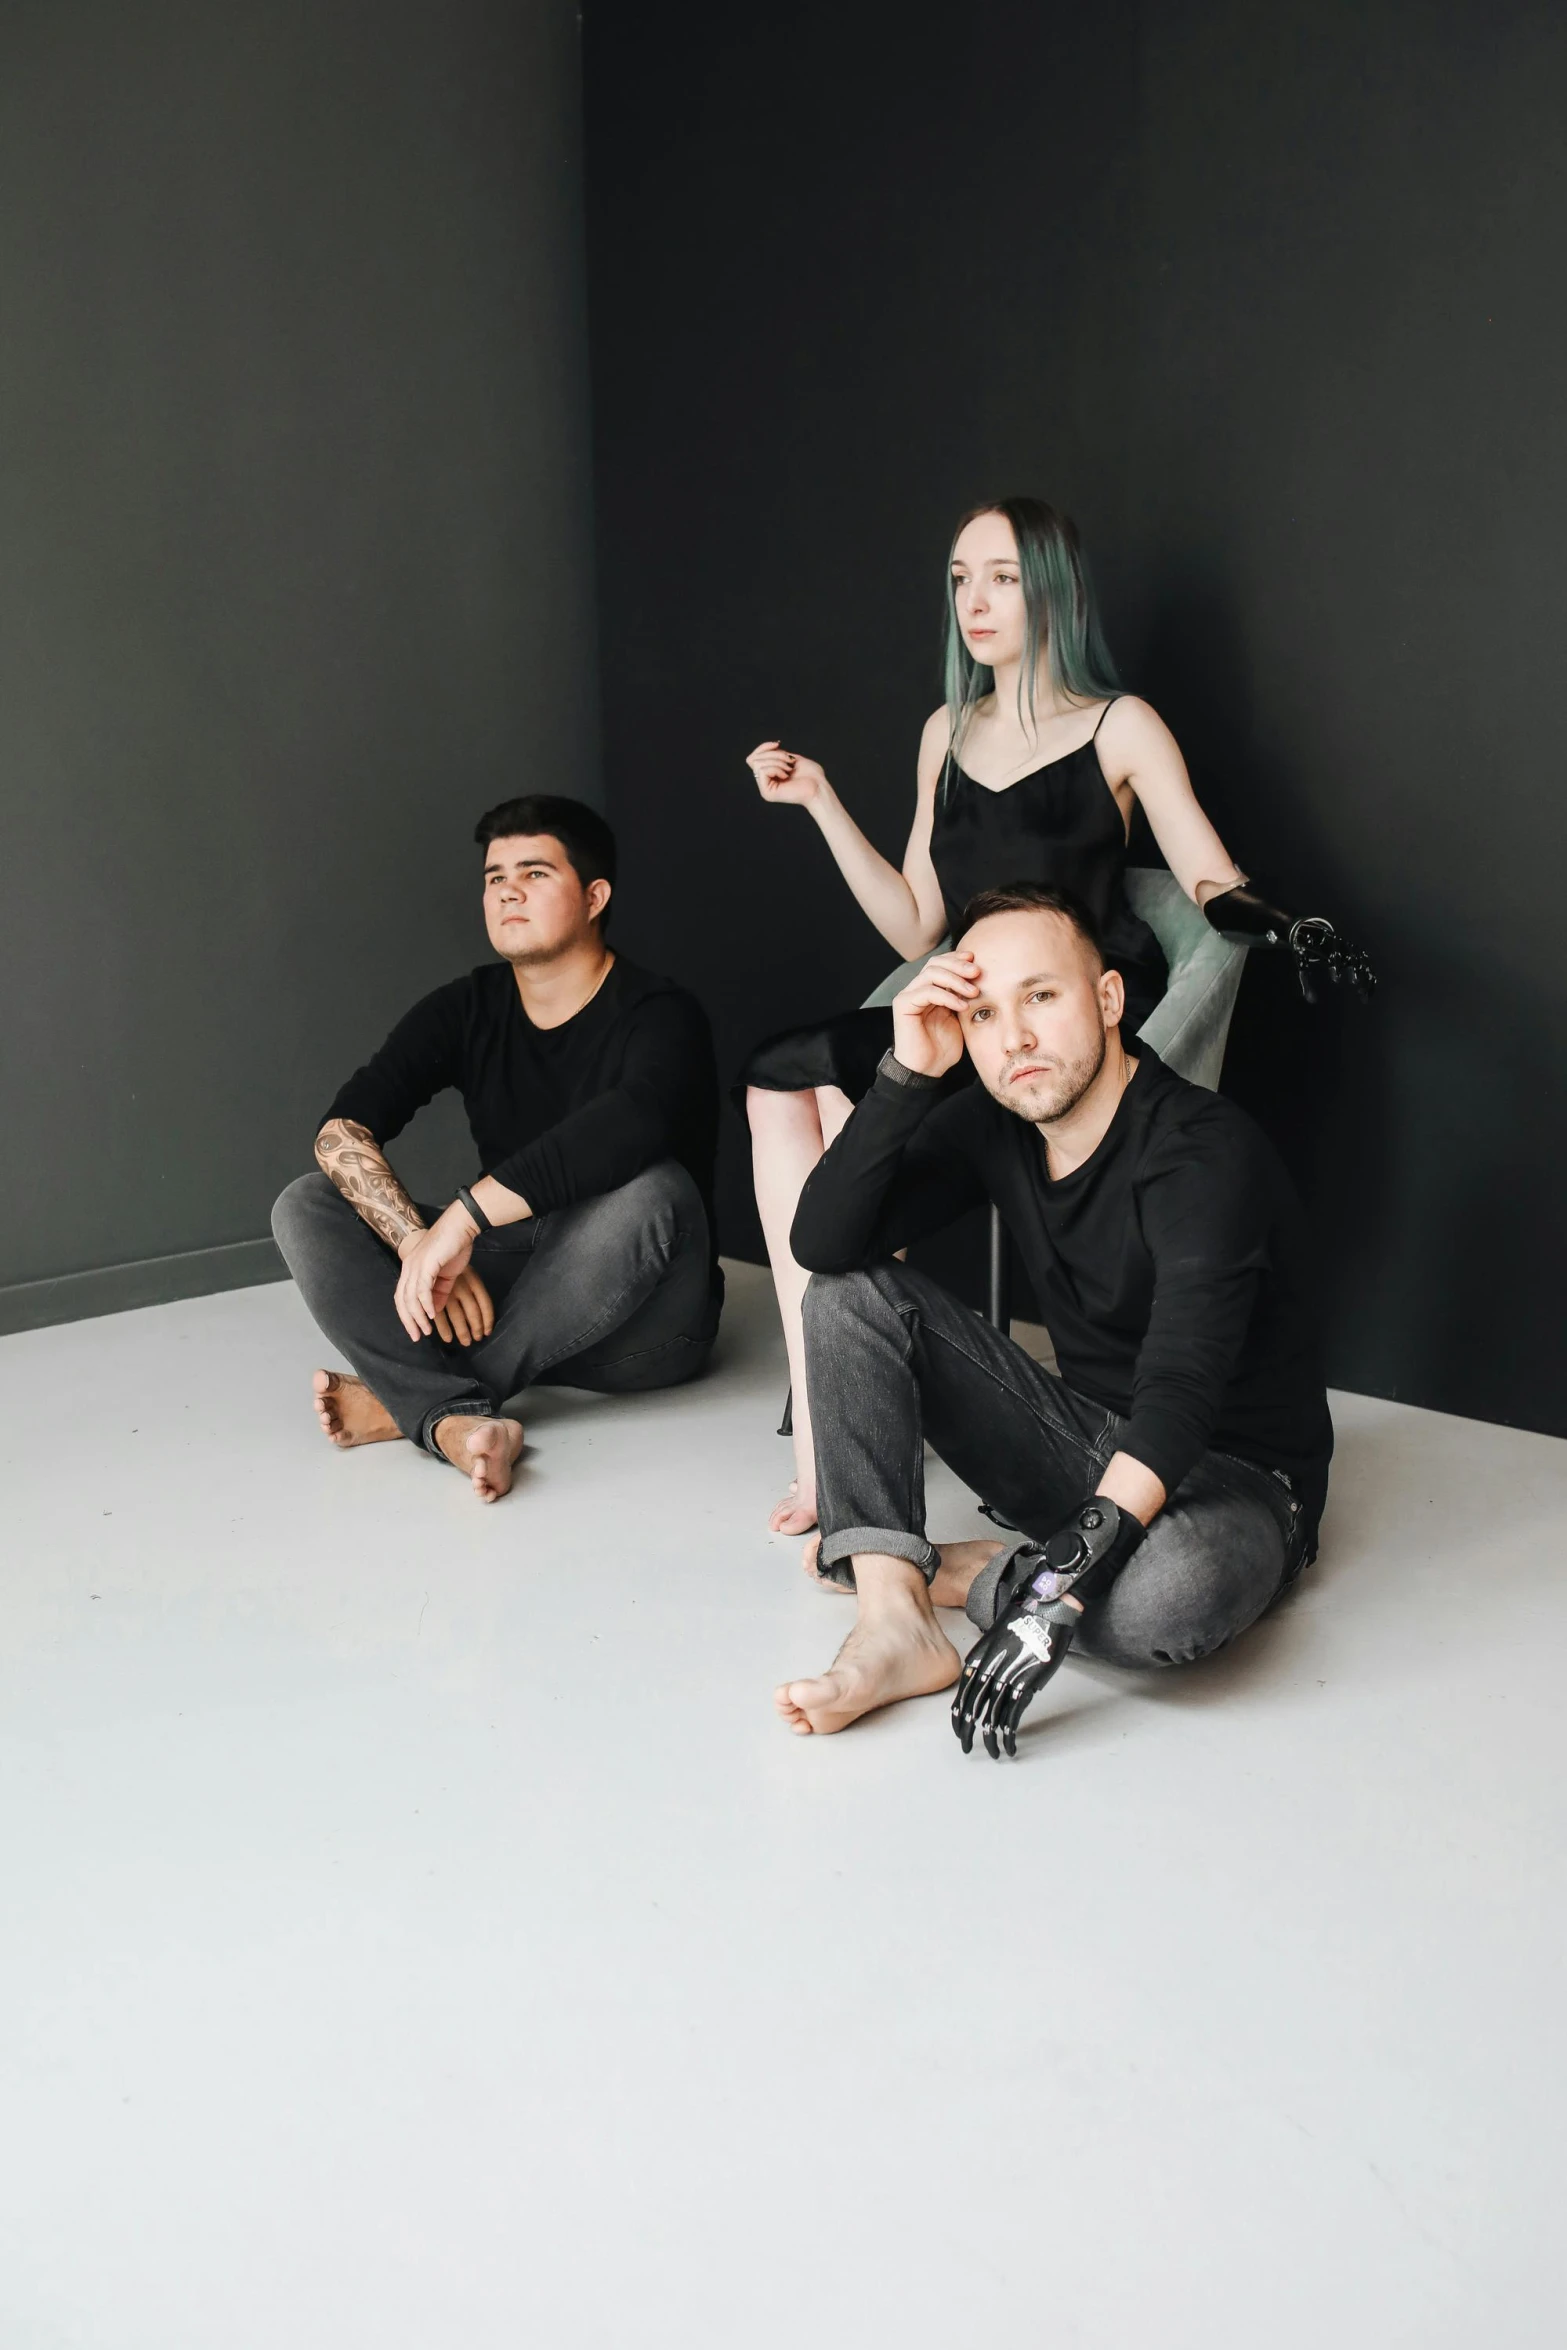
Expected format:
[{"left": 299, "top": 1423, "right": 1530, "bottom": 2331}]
[
  {"left": 272, "top": 1160, "right": 719, "bottom": 1453},
  {"left": 804, "top": 1261, "right": 1311, "bottom": 1670}
]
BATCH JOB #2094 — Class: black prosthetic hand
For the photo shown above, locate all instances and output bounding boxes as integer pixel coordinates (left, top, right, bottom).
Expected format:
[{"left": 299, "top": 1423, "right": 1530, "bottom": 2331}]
[
  {"left": 952, "top": 1498, "right": 1146, "bottom": 1760},
  {"left": 1203, "top": 883, "right": 1376, "bottom": 1004}
]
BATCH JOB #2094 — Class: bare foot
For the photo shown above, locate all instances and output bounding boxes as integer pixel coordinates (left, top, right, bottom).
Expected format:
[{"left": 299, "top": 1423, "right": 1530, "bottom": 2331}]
[
  {"left": 800, "top": 1532, "right": 840, "bottom": 1590},
  {"left": 929, "top": 1537, "right": 1009, "bottom": 1611},
  {"left": 775, "top": 1606, "right": 961, "bottom": 1736},
  {"left": 433, "top": 1414, "right": 525, "bottom": 1502},
  {"left": 800, "top": 1531, "right": 1008, "bottom": 1609},
  {"left": 769, "top": 1478, "right": 818, "bottom": 1538},
  {"left": 312, "top": 1369, "right": 402, "bottom": 1449}
]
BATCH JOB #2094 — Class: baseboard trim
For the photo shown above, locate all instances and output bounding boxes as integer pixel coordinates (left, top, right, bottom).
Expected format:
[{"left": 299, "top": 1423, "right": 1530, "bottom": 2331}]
[{"left": 0, "top": 1237, "right": 288, "bottom": 1336}]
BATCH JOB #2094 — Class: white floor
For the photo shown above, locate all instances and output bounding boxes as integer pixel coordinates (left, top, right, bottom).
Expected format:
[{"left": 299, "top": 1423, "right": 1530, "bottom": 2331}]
[{"left": 1, "top": 1265, "right": 1565, "bottom": 2348}]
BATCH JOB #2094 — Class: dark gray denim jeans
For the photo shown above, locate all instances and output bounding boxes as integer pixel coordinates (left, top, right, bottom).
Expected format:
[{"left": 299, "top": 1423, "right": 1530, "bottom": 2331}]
[
  {"left": 272, "top": 1160, "right": 719, "bottom": 1453},
  {"left": 804, "top": 1261, "right": 1311, "bottom": 1671}
]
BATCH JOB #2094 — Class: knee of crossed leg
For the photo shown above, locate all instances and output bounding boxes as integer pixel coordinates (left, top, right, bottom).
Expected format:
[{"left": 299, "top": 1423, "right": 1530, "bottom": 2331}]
[
  {"left": 609, "top": 1158, "right": 700, "bottom": 1242},
  {"left": 800, "top": 1264, "right": 884, "bottom": 1349},
  {"left": 1078, "top": 1607, "right": 1185, "bottom": 1672},
  {"left": 270, "top": 1169, "right": 337, "bottom": 1256},
  {"left": 1083, "top": 1572, "right": 1240, "bottom": 1671}
]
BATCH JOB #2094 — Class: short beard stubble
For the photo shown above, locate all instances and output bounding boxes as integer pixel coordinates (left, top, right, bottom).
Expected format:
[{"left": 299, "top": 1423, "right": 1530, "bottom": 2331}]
[{"left": 982, "top": 1024, "right": 1108, "bottom": 1129}]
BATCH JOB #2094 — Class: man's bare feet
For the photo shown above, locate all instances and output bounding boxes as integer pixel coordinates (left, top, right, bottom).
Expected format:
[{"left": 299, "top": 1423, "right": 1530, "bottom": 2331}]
[
  {"left": 929, "top": 1537, "right": 1009, "bottom": 1611},
  {"left": 312, "top": 1369, "right": 403, "bottom": 1449},
  {"left": 800, "top": 1531, "right": 841, "bottom": 1589},
  {"left": 776, "top": 1560, "right": 961, "bottom": 1735},
  {"left": 800, "top": 1530, "right": 1007, "bottom": 1609},
  {"left": 433, "top": 1414, "right": 525, "bottom": 1502},
  {"left": 769, "top": 1478, "right": 818, "bottom": 1538}
]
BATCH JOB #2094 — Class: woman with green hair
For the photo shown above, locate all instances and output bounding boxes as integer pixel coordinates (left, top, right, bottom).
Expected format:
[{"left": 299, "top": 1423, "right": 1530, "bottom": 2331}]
[{"left": 741, "top": 496, "right": 1371, "bottom": 1536}]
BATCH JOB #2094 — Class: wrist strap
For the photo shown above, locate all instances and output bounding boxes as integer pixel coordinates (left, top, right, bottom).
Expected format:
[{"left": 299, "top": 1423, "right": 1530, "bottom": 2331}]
[
  {"left": 876, "top": 1047, "right": 944, "bottom": 1091},
  {"left": 456, "top": 1183, "right": 491, "bottom": 1233},
  {"left": 995, "top": 1497, "right": 1145, "bottom": 1615}
]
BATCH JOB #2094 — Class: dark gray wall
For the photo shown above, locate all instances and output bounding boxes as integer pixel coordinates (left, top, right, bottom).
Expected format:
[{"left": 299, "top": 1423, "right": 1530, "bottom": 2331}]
[
  {"left": 583, "top": 0, "right": 1567, "bottom": 1437},
  {"left": 0, "top": 0, "right": 598, "bottom": 1329}
]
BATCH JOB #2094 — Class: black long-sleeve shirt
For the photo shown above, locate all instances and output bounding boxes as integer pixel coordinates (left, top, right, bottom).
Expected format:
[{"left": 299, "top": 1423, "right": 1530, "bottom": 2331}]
[
  {"left": 792, "top": 1050, "right": 1333, "bottom": 1532},
  {"left": 323, "top": 957, "right": 721, "bottom": 1289}
]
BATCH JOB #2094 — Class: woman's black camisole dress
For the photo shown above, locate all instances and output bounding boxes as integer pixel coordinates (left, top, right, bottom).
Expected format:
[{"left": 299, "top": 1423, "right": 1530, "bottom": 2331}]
[{"left": 739, "top": 699, "right": 1168, "bottom": 1101}]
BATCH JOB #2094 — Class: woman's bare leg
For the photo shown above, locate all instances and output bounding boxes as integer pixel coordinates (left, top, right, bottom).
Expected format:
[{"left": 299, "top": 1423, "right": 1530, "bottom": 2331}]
[
  {"left": 748, "top": 1082, "right": 854, "bottom": 1535},
  {"left": 814, "top": 1083, "right": 855, "bottom": 1150}
]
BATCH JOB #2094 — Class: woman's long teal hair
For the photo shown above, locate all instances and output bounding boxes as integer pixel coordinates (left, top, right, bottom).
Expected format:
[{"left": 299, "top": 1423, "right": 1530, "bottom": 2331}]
[{"left": 942, "top": 496, "right": 1120, "bottom": 775}]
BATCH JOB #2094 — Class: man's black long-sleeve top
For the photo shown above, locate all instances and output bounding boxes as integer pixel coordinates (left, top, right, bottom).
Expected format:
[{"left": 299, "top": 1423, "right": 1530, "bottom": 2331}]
[
  {"left": 792, "top": 1050, "right": 1333, "bottom": 1534},
  {"left": 323, "top": 956, "right": 722, "bottom": 1293}
]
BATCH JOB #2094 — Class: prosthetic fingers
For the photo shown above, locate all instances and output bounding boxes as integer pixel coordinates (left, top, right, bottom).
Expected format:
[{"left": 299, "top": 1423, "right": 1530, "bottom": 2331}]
[
  {"left": 1203, "top": 883, "right": 1376, "bottom": 1005},
  {"left": 952, "top": 1498, "right": 1146, "bottom": 1759}
]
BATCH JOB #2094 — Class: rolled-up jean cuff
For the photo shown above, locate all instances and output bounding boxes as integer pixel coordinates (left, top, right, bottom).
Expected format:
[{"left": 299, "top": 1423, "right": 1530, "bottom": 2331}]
[
  {"left": 964, "top": 1535, "right": 1035, "bottom": 1631},
  {"left": 420, "top": 1400, "right": 496, "bottom": 1458},
  {"left": 816, "top": 1527, "right": 942, "bottom": 1589}
]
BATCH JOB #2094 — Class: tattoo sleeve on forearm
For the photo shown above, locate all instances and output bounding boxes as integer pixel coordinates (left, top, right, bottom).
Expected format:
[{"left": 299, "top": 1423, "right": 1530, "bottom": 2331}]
[{"left": 315, "top": 1118, "right": 426, "bottom": 1253}]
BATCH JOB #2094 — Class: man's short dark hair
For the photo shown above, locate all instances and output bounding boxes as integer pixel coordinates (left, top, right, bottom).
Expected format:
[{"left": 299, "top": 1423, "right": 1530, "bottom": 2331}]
[
  {"left": 473, "top": 795, "right": 618, "bottom": 913},
  {"left": 957, "top": 880, "right": 1105, "bottom": 967}
]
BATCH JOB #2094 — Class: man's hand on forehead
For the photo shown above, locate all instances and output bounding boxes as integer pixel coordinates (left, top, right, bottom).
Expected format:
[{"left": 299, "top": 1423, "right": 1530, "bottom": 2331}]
[
  {"left": 923, "top": 947, "right": 984, "bottom": 993},
  {"left": 889, "top": 949, "right": 981, "bottom": 1079}
]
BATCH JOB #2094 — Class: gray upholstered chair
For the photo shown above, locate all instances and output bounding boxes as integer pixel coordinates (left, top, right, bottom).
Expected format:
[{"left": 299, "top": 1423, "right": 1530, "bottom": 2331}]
[
  {"left": 1122, "top": 869, "right": 1248, "bottom": 1093},
  {"left": 860, "top": 873, "right": 1249, "bottom": 1325}
]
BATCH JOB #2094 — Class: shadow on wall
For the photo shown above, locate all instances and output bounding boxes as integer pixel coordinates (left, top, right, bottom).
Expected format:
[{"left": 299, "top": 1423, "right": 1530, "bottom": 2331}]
[
  {"left": 1130, "top": 565, "right": 1564, "bottom": 1431},
  {"left": 1359, "top": 961, "right": 1567, "bottom": 1426},
  {"left": 1135, "top": 561, "right": 1397, "bottom": 1399}
]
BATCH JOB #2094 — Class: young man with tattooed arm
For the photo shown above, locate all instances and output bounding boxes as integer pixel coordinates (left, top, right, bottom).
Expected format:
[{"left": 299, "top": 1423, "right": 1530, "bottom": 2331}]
[{"left": 272, "top": 796, "right": 722, "bottom": 1501}]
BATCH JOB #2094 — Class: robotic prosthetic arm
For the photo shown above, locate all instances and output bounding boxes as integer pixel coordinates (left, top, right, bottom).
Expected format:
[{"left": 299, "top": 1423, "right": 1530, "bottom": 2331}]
[
  {"left": 1203, "top": 883, "right": 1376, "bottom": 1004},
  {"left": 952, "top": 1498, "right": 1146, "bottom": 1760}
]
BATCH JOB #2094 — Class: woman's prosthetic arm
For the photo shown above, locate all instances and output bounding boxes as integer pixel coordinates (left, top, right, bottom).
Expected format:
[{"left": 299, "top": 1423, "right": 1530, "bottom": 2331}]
[
  {"left": 952, "top": 1499, "right": 1147, "bottom": 1760},
  {"left": 1202, "top": 883, "right": 1376, "bottom": 1004}
]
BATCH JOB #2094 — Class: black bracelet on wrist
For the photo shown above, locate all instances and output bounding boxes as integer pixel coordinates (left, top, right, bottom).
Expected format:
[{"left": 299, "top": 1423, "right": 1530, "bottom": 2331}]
[
  {"left": 876, "top": 1047, "right": 943, "bottom": 1091},
  {"left": 456, "top": 1184, "right": 492, "bottom": 1233}
]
